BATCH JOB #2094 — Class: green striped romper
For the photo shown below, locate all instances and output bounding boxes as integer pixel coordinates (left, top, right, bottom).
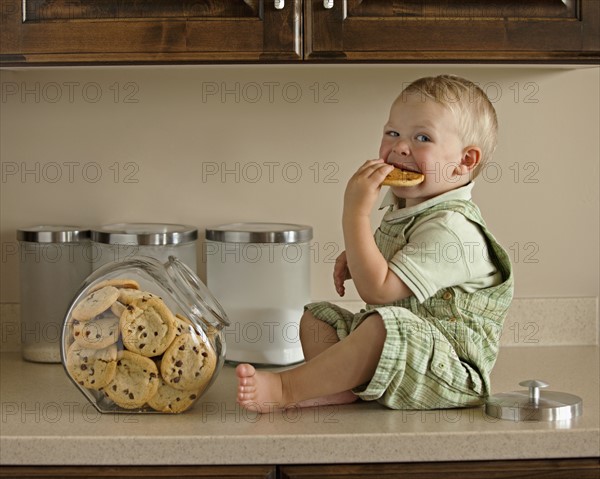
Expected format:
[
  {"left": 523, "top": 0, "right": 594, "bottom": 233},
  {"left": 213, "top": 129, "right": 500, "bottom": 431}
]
[{"left": 305, "top": 198, "right": 514, "bottom": 410}]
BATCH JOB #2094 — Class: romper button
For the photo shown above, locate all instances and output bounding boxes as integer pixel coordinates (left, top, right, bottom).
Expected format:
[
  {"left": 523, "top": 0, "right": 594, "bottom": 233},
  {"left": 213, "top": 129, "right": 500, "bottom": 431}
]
[{"left": 442, "top": 292, "right": 452, "bottom": 300}]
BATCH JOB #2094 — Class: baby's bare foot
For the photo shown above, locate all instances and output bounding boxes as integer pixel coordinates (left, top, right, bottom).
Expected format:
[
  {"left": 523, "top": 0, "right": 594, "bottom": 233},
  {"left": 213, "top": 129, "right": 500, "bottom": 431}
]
[
  {"left": 236, "top": 363, "right": 288, "bottom": 413},
  {"left": 236, "top": 364, "right": 359, "bottom": 413}
]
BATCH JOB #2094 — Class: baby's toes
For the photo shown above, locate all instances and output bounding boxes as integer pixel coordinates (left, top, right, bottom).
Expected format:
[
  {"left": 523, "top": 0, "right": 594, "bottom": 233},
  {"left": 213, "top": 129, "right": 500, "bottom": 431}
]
[
  {"left": 239, "top": 376, "right": 255, "bottom": 387},
  {"left": 238, "top": 390, "right": 255, "bottom": 402},
  {"left": 235, "top": 363, "right": 256, "bottom": 379},
  {"left": 238, "top": 384, "right": 256, "bottom": 394}
]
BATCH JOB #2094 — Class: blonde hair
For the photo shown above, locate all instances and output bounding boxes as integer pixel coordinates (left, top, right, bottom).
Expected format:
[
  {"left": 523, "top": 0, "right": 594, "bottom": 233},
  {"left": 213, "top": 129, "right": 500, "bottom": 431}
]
[{"left": 399, "top": 75, "right": 498, "bottom": 178}]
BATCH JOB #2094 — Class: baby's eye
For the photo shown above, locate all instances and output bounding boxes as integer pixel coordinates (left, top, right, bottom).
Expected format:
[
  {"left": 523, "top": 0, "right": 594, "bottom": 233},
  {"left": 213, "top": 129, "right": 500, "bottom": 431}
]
[
  {"left": 386, "top": 130, "right": 399, "bottom": 137},
  {"left": 416, "top": 134, "right": 431, "bottom": 142}
]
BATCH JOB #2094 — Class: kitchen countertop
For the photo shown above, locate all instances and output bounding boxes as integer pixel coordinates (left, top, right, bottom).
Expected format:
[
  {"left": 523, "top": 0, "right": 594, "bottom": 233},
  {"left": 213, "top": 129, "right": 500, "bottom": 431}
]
[{"left": 0, "top": 346, "right": 598, "bottom": 466}]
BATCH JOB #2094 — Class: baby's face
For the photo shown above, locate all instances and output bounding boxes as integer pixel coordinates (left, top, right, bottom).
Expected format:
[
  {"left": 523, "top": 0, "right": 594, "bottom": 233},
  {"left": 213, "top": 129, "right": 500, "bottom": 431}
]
[{"left": 379, "top": 93, "right": 470, "bottom": 204}]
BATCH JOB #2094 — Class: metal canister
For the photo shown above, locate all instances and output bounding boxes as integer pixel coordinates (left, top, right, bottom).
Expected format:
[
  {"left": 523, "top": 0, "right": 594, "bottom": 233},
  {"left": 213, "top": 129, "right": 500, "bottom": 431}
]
[
  {"left": 205, "top": 222, "right": 313, "bottom": 366},
  {"left": 17, "top": 226, "right": 92, "bottom": 362},
  {"left": 90, "top": 223, "right": 198, "bottom": 273}
]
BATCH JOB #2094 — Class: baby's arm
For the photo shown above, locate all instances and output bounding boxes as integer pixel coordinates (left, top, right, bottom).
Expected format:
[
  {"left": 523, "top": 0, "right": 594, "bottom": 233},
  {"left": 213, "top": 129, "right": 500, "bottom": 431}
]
[{"left": 342, "top": 159, "right": 413, "bottom": 304}]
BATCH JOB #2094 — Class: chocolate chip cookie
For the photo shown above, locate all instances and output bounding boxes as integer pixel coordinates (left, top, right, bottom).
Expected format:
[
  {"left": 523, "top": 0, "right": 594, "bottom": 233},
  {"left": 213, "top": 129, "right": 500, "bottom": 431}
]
[
  {"left": 72, "top": 315, "right": 120, "bottom": 349},
  {"left": 160, "top": 333, "right": 216, "bottom": 391},
  {"left": 120, "top": 297, "right": 176, "bottom": 357},
  {"left": 147, "top": 376, "right": 203, "bottom": 414},
  {"left": 71, "top": 286, "right": 120, "bottom": 321},
  {"left": 66, "top": 342, "right": 117, "bottom": 390},
  {"left": 103, "top": 350, "right": 159, "bottom": 409}
]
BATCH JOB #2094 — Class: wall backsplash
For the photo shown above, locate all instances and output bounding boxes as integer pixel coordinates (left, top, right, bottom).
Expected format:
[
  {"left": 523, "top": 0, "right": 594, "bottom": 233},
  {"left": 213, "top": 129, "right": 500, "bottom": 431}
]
[{"left": 1, "top": 65, "right": 598, "bottom": 325}]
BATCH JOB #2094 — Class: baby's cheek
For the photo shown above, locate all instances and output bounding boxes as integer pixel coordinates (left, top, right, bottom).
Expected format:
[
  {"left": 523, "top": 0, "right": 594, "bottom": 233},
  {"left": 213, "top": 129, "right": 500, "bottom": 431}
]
[{"left": 378, "top": 144, "right": 390, "bottom": 160}]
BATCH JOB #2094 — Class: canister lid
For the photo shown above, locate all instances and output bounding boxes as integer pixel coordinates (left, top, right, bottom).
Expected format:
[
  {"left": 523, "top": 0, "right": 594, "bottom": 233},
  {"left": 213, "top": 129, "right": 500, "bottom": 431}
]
[
  {"left": 205, "top": 223, "right": 313, "bottom": 244},
  {"left": 485, "top": 379, "right": 583, "bottom": 422},
  {"left": 91, "top": 223, "right": 198, "bottom": 246},
  {"left": 17, "top": 226, "right": 90, "bottom": 243}
]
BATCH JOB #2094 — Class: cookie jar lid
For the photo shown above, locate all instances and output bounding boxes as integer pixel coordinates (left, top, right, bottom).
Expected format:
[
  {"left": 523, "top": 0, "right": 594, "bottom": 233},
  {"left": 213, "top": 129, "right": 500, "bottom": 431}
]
[
  {"left": 205, "top": 223, "right": 313, "bottom": 244},
  {"left": 91, "top": 223, "right": 198, "bottom": 246},
  {"left": 485, "top": 379, "right": 583, "bottom": 421},
  {"left": 165, "top": 256, "right": 230, "bottom": 329},
  {"left": 17, "top": 226, "right": 90, "bottom": 243}
]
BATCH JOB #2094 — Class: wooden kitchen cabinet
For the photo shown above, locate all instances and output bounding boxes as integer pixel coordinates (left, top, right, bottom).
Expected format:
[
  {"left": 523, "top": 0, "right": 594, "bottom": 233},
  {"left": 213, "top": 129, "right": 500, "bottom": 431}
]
[
  {"left": 305, "top": 0, "right": 600, "bottom": 63},
  {"left": 1, "top": 459, "right": 599, "bottom": 478},
  {"left": 280, "top": 458, "right": 600, "bottom": 478},
  {"left": 0, "top": 0, "right": 303, "bottom": 64},
  {"left": 1, "top": 0, "right": 599, "bottom": 64},
  {"left": 0, "top": 465, "right": 277, "bottom": 478}
]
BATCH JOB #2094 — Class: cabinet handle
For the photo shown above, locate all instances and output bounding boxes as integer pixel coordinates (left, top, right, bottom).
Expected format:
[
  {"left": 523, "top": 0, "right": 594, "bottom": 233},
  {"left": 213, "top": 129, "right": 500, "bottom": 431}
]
[
  {"left": 274, "top": 0, "right": 285, "bottom": 9},
  {"left": 323, "top": 0, "right": 334, "bottom": 8}
]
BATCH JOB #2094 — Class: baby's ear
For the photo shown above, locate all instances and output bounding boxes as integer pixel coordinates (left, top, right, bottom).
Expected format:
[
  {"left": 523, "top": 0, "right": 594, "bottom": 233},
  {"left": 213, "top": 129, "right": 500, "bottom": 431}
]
[{"left": 456, "top": 146, "right": 481, "bottom": 175}]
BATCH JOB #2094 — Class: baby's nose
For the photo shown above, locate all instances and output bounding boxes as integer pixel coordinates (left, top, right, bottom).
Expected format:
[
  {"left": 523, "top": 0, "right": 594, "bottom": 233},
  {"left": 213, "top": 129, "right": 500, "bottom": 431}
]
[{"left": 393, "top": 140, "right": 410, "bottom": 156}]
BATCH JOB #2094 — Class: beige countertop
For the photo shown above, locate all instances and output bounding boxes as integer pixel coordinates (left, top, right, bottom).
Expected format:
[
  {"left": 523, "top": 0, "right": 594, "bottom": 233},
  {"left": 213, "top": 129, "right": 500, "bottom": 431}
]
[{"left": 0, "top": 346, "right": 598, "bottom": 466}]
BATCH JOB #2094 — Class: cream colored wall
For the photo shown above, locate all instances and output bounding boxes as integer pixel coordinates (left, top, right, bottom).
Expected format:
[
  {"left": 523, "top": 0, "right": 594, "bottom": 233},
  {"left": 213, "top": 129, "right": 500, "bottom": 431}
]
[{"left": 1, "top": 65, "right": 598, "bottom": 305}]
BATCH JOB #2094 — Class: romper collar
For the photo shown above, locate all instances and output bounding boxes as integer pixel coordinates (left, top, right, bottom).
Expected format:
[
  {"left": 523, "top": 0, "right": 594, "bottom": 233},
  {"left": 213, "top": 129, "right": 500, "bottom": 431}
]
[{"left": 379, "top": 182, "right": 475, "bottom": 222}]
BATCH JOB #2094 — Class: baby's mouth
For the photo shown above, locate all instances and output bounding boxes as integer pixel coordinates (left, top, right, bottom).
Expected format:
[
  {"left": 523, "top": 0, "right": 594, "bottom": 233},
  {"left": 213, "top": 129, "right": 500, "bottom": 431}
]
[
  {"left": 385, "top": 156, "right": 423, "bottom": 175},
  {"left": 392, "top": 163, "right": 422, "bottom": 175}
]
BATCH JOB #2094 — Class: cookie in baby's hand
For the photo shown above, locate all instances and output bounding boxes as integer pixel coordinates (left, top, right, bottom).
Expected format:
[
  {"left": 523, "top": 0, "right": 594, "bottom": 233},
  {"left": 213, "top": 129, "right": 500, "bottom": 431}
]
[{"left": 381, "top": 168, "right": 424, "bottom": 187}]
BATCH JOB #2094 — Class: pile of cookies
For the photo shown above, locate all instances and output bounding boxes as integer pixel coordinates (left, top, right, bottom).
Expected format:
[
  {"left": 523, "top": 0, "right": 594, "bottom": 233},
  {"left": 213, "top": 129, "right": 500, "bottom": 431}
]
[{"left": 64, "top": 279, "right": 217, "bottom": 413}]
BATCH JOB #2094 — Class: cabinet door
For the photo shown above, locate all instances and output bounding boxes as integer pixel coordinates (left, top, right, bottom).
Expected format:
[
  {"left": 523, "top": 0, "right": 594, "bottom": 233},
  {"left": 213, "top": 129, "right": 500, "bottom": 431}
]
[
  {"left": 280, "top": 458, "right": 600, "bottom": 479},
  {"left": 0, "top": 465, "right": 277, "bottom": 478},
  {"left": 305, "top": 0, "right": 600, "bottom": 63},
  {"left": 0, "top": 0, "right": 302, "bottom": 64}
]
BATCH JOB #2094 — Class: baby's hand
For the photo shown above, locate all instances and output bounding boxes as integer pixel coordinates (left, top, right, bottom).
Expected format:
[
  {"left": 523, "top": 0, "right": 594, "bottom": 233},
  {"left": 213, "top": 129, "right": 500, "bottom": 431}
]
[
  {"left": 344, "top": 159, "right": 394, "bottom": 218},
  {"left": 333, "top": 250, "right": 351, "bottom": 297}
]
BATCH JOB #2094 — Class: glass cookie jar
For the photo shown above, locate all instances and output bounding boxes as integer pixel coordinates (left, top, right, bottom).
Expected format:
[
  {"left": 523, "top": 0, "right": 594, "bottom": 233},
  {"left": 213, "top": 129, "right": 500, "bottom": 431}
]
[{"left": 61, "top": 256, "right": 229, "bottom": 414}]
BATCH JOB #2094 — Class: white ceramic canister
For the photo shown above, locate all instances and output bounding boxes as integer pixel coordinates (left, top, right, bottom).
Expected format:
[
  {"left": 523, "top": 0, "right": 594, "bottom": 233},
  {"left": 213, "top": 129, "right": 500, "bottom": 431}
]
[
  {"left": 17, "top": 226, "right": 92, "bottom": 363},
  {"left": 90, "top": 223, "right": 198, "bottom": 273},
  {"left": 205, "top": 223, "right": 313, "bottom": 366}
]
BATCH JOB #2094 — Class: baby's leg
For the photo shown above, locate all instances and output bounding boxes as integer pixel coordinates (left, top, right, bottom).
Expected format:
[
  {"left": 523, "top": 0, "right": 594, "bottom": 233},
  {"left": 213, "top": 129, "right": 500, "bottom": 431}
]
[
  {"left": 299, "top": 310, "right": 340, "bottom": 360},
  {"left": 236, "top": 313, "right": 386, "bottom": 412},
  {"left": 296, "top": 310, "right": 356, "bottom": 407}
]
